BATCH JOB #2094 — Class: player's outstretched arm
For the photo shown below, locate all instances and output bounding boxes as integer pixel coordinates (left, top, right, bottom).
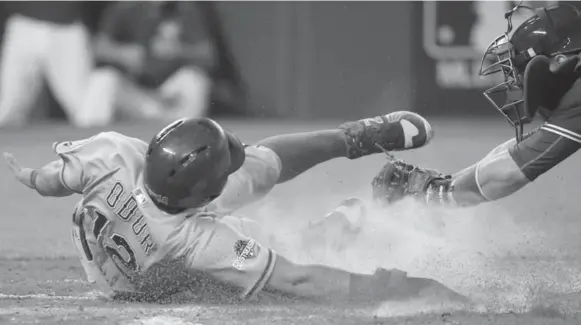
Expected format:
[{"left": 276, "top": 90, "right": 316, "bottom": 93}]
[
  {"left": 374, "top": 128, "right": 581, "bottom": 207},
  {"left": 447, "top": 128, "right": 580, "bottom": 206},
  {"left": 4, "top": 153, "right": 73, "bottom": 197},
  {"left": 447, "top": 142, "right": 529, "bottom": 206},
  {"left": 266, "top": 256, "right": 466, "bottom": 304}
]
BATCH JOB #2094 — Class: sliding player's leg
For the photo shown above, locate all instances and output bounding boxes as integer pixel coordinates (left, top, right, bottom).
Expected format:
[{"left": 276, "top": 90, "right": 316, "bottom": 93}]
[
  {"left": 212, "top": 111, "right": 434, "bottom": 214},
  {"left": 257, "top": 111, "right": 434, "bottom": 184},
  {"left": 162, "top": 213, "right": 467, "bottom": 303}
]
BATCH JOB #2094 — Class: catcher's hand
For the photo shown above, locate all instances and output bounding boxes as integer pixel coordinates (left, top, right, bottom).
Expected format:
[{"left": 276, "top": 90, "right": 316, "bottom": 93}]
[
  {"left": 371, "top": 155, "right": 449, "bottom": 205},
  {"left": 4, "top": 152, "right": 35, "bottom": 189}
]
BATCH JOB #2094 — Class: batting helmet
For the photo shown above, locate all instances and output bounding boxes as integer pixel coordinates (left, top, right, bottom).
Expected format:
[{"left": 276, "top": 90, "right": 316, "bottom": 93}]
[{"left": 143, "top": 117, "right": 245, "bottom": 211}]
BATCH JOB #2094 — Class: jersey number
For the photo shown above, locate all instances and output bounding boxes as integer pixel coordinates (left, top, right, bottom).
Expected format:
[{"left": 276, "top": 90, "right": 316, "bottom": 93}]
[
  {"left": 83, "top": 209, "right": 139, "bottom": 276},
  {"left": 78, "top": 182, "right": 143, "bottom": 277}
]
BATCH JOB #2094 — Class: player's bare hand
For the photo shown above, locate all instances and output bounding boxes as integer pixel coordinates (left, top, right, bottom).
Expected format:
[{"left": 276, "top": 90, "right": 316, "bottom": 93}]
[{"left": 3, "top": 152, "right": 34, "bottom": 189}]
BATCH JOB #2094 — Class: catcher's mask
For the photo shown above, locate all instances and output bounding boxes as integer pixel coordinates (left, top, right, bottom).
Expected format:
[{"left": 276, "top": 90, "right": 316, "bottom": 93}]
[
  {"left": 479, "top": 3, "right": 540, "bottom": 142},
  {"left": 480, "top": 2, "right": 581, "bottom": 142}
]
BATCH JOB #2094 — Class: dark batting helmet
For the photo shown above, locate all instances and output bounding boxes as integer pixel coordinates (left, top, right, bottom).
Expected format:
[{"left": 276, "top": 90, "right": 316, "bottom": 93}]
[
  {"left": 143, "top": 117, "right": 246, "bottom": 211},
  {"left": 479, "top": 2, "right": 581, "bottom": 142}
]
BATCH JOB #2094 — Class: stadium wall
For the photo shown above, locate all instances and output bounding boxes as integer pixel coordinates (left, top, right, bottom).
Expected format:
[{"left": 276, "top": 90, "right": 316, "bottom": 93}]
[
  {"left": 217, "top": 1, "right": 414, "bottom": 119},
  {"left": 219, "top": 1, "right": 566, "bottom": 119}
]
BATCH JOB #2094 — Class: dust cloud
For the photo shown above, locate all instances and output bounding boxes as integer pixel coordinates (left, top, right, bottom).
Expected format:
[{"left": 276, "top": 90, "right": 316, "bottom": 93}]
[{"left": 245, "top": 194, "right": 572, "bottom": 314}]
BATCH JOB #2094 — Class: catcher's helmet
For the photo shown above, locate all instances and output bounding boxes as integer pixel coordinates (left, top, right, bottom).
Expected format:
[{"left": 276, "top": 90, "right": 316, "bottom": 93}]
[
  {"left": 480, "top": 2, "right": 581, "bottom": 142},
  {"left": 143, "top": 118, "right": 245, "bottom": 211}
]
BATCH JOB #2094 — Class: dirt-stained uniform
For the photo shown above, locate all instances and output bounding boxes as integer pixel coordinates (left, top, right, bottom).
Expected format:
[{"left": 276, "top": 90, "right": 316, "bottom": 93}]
[{"left": 60, "top": 131, "right": 281, "bottom": 299}]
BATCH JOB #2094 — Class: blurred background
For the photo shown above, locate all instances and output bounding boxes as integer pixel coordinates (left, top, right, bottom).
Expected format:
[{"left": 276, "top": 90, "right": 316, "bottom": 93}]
[{"left": 0, "top": 0, "right": 575, "bottom": 128}]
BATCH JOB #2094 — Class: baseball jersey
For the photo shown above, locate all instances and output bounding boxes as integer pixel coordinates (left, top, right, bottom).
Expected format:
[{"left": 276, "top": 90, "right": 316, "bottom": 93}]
[{"left": 62, "top": 131, "right": 281, "bottom": 298}]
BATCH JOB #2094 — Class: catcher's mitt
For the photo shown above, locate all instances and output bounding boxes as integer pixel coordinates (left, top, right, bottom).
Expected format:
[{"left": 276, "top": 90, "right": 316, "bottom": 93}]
[{"left": 371, "top": 155, "right": 450, "bottom": 205}]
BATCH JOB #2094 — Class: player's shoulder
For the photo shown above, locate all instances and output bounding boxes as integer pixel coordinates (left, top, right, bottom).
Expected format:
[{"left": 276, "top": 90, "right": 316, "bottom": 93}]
[
  {"left": 54, "top": 131, "right": 147, "bottom": 156},
  {"left": 56, "top": 132, "right": 149, "bottom": 195},
  {"left": 97, "top": 131, "right": 147, "bottom": 147}
]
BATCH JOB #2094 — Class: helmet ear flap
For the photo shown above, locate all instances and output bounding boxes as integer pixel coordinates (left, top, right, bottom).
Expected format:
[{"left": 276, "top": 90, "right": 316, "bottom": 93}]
[{"left": 225, "top": 131, "right": 245, "bottom": 174}]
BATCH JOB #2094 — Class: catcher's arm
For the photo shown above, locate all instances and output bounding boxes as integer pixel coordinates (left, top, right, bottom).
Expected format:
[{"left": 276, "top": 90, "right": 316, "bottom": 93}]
[{"left": 4, "top": 153, "right": 74, "bottom": 197}]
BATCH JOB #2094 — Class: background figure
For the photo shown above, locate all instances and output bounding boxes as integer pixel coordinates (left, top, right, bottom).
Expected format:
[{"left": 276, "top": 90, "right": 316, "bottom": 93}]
[
  {"left": 0, "top": 2, "right": 103, "bottom": 127},
  {"left": 87, "top": 2, "right": 218, "bottom": 125}
]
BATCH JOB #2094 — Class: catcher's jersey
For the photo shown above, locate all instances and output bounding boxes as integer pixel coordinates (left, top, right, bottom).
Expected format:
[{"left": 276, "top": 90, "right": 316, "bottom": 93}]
[{"left": 62, "top": 131, "right": 281, "bottom": 298}]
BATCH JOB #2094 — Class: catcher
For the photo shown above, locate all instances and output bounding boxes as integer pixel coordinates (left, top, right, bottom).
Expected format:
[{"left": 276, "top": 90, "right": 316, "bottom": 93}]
[{"left": 371, "top": 3, "right": 581, "bottom": 209}]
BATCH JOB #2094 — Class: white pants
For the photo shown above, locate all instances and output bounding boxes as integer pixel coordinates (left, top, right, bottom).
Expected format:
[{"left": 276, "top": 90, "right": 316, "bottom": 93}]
[
  {"left": 0, "top": 15, "right": 97, "bottom": 127},
  {"left": 81, "top": 65, "right": 211, "bottom": 126}
]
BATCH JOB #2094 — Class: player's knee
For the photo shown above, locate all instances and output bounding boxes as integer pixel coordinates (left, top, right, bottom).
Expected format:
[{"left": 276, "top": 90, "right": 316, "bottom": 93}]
[
  {"left": 91, "top": 67, "right": 125, "bottom": 85},
  {"left": 72, "top": 68, "right": 123, "bottom": 127},
  {"left": 173, "top": 66, "right": 210, "bottom": 86}
]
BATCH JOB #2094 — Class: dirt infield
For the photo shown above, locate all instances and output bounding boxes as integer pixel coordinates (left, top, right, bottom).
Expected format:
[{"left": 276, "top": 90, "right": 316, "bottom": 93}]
[
  {"left": 2, "top": 119, "right": 581, "bottom": 324},
  {"left": 1, "top": 258, "right": 580, "bottom": 325}
]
